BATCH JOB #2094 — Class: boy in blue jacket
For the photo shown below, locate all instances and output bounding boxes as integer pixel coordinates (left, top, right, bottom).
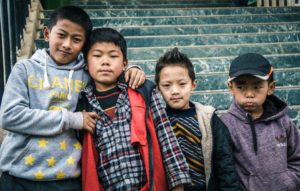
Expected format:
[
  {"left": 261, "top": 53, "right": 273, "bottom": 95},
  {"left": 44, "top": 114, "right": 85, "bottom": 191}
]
[
  {"left": 0, "top": 6, "right": 144, "bottom": 191},
  {"left": 221, "top": 53, "right": 300, "bottom": 191}
]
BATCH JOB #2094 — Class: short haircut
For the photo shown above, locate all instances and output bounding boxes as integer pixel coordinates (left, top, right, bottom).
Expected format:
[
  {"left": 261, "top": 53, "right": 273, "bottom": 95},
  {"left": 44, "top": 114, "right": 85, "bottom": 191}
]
[
  {"left": 155, "top": 47, "right": 195, "bottom": 85},
  {"left": 83, "top": 28, "right": 127, "bottom": 61},
  {"left": 48, "top": 6, "right": 92, "bottom": 38}
]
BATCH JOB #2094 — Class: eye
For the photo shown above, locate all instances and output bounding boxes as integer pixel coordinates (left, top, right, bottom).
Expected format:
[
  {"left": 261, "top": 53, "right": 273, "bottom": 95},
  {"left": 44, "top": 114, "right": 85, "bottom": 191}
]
[
  {"left": 161, "top": 84, "right": 170, "bottom": 88},
  {"left": 73, "top": 38, "right": 82, "bottom": 43},
  {"left": 110, "top": 54, "right": 119, "bottom": 58},
  {"left": 92, "top": 54, "right": 101, "bottom": 58},
  {"left": 179, "top": 82, "right": 187, "bottom": 86},
  {"left": 57, "top": 33, "right": 65, "bottom": 38}
]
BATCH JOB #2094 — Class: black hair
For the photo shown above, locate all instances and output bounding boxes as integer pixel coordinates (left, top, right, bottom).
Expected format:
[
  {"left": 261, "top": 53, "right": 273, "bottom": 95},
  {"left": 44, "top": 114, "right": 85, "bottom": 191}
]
[
  {"left": 48, "top": 6, "right": 92, "bottom": 39},
  {"left": 83, "top": 28, "right": 127, "bottom": 61},
  {"left": 155, "top": 47, "right": 195, "bottom": 85},
  {"left": 268, "top": 72, "right": 274, "bottom": 84}
]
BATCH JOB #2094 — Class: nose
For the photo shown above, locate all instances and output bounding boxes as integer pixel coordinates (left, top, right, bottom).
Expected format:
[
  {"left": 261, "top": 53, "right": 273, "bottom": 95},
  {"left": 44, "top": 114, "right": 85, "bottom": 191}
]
[
  {"left": 171, "top": 85, "right": 179, "bottom": 94},
  {"left": 245, "top": 89, "right": 254, "bottom": 98},
  {"left": 62, "top": 38, "right": 71, "bottom": 49},
  {"left": 101, "top": 56, "right": 110, "bottom": 66}
]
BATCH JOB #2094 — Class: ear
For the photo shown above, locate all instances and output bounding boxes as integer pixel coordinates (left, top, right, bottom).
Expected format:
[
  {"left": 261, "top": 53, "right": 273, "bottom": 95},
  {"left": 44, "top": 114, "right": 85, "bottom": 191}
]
[
  {"left": 192, "top": 80, "right": 197, "bottom": 91},
  {"left": 228, "top": 81, "right": 234, "bottom": 94},
  {"left": 123, "top": 60, "right": 128, "bottom": 70},
  {"left": 43, "top": 26, "right": 50, "bottom": 42},
  {"left": 267, "top": 81, "right": 275, "bottom": 96}
]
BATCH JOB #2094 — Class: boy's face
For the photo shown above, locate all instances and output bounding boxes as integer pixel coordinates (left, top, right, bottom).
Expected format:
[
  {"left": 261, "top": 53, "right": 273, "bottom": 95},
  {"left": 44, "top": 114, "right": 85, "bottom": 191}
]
[
  {"left": 228, "top": 75, "right": 275, "bottom": 118},
  {"left": 87, "top": 42, "right": 127, "bottom": 91},
  {"left": 158, "top": 65, "right": 196, "bottom": 110},
  {"left": 43, "top": 19, "right": 86, "bottom": 65}
]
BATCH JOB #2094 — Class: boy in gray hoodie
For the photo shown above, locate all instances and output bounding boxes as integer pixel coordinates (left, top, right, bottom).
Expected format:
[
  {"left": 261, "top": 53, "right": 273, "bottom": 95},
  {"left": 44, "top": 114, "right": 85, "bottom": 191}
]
[
  {"left": 221, "top": 53, "right": 300, "bottom": 191},
  {"left": 0, "top": 6, "right": 144, "bottom": 191}
]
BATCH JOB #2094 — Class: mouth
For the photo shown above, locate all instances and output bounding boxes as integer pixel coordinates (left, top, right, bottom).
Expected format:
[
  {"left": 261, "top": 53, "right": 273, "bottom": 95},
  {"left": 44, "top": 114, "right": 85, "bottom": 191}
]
[
  {"left": 170, "top": 97, "right": 181, "bottom": 102},
  {"left": 99, "top": 69, "right": 112, "bottom": 72},
  {"left": 244, "top": 102, "right": 256, "bottom": 107},
  {"left": 59, "top": 50, "right": 71, "bottom": 55}
]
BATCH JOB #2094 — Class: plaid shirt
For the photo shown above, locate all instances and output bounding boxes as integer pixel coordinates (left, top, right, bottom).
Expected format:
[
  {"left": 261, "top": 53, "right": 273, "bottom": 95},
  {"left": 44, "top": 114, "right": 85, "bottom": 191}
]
[{"left": 83, "top": 81, "right": 191, "bottom": 190}]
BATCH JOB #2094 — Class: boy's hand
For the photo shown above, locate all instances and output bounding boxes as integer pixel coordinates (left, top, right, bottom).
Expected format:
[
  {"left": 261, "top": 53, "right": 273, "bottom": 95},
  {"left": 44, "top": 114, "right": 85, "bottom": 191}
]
[
  {"left": 82, "top": 111, "right": 100, "bottom": 134},
  {"left": 172, "top": 185, "right": 184, "bottom": 191},
  {"left": 125, "top": 67, "right": 145, "bottom": 89}
]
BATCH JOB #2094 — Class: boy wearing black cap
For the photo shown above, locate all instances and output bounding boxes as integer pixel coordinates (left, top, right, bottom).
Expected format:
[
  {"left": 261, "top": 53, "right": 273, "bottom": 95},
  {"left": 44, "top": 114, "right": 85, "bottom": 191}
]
[{"left": 221, "top": 53, "right": 300, "bottom": 191}]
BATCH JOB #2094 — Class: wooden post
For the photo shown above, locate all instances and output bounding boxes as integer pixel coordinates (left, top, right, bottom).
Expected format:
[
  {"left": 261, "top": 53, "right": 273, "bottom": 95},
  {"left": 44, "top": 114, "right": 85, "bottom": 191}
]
[
  {"left": 264, "top": 0, "right": 270, "bottom": 6},
  {"left": 279, "top": 0, "right": 285, "bottom": 6},
  {"left": 257, "top": 0, "right": 262, "bottom": 6}
]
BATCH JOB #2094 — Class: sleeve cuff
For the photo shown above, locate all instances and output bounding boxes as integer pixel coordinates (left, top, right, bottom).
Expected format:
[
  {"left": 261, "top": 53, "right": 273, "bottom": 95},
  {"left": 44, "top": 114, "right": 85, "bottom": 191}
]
[
  {"left": 125, "top": 65, "right": 142, "bottom": 71},
  {"left": 67, "top": 111, "right": 83, "bottom": 130},
  {"left": 169, "top": 172, "right": 192, "bottom": 189}
]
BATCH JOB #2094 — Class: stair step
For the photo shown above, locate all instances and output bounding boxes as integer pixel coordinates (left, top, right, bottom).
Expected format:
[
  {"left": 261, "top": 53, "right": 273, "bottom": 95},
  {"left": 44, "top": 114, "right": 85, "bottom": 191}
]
[
  {"left": 35, "top": 31, "right": 300, "bottom": 48},
  {"left": 128, "top": 54, "right": 300, "bottom": 73},
  {"left": 42, "top": 7, "right": 300, "bottom": 17},
  {"left": 36, "top": 22, "right": 300, "bottom": 37},
  {"left": 70, "top": 0, "right": 233, "bottom": 5},
  {"left": 190, "top": 87, "right": 300, "bottom": 110},
  {"left": 126, "top": 42, "right": 300, "bottom": 60},
  {"left": 41, "top": 13, "right": 300, "bottom": 27},
  {"left": 117, "top": 22, "right": 300, "bottom": 36},
  {"left": 73, "top": 3, "right": 234, "bottom": 9},
  {"left": 149, "top": 68, "right": 300, "bottom": 91}
]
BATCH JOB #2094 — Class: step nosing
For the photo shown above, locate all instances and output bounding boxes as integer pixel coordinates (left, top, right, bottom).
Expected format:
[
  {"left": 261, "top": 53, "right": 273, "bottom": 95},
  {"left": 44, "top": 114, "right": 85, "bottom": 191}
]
[{"left": 127, "top": 41, "right": 300, "bottom": 50}]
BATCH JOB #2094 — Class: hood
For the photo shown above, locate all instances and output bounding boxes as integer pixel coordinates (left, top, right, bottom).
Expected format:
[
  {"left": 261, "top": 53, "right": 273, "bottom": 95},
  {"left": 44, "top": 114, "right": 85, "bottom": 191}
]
[
  {"left": 227, "top": 94, "right": 288, "bottom": 155},
  {"left": 31, "top": 48, "right": 86, "bottom": 70},
  {"left": 228, "top": 94, "right": 288, "bottom": 123},
  {"left": 31, "top": 48, "right": 86, "bottom": 100}
]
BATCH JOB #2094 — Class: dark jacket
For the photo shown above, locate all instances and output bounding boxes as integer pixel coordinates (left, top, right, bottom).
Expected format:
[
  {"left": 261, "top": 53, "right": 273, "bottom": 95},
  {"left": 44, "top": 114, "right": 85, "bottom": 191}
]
[{"left": 193, "top": 102, "right": 241, "bottom": 191}]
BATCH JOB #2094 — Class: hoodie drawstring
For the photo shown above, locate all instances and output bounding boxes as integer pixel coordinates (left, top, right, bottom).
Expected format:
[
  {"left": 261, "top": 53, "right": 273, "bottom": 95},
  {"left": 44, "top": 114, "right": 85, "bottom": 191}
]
[
  {"left": 43, "top": 55, "right": 51, "bottom": 89},
  {"left": 67, "top": 69, "right": 74, "bottom": 100},
  {"left": 247, "top": 113, "right": 258, "bottom": 155},
  {"left": 43, "top": 53, "right": 75, "bottom": 101}
]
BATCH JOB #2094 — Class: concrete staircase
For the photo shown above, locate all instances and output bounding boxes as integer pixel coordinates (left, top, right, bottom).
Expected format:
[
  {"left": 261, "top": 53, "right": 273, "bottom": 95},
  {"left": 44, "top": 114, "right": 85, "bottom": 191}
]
[{"left": 36, "top": 0, "right": 300, "bottom": 128}]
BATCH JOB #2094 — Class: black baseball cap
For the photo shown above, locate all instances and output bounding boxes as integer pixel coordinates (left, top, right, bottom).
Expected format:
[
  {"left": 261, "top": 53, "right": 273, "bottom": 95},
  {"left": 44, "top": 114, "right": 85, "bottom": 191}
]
[{"left": 228, "top": 53, "right": 273, "bottom": 82}]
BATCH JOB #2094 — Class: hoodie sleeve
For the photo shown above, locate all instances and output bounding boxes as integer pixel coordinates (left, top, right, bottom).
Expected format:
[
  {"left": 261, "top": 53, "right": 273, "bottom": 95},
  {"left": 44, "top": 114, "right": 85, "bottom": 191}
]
[
  {"left": 286, "top": 118, "right": 300, "bottom": 189},
  {"left": 211, "top": 114, "right": 241, "bottom": 191},
  {"left": 0, "top": 63, "right": 83, "bottom": 136}
]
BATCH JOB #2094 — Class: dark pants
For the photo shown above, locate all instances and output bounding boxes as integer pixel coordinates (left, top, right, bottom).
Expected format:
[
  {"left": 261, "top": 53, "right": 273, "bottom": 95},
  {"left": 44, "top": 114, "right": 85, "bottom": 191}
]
[
  {"left": 0, "top": 172, "right": 81, "bottom": 191},
  {"left": 185, "top": 183, "right": 206, "bottom": 191}
]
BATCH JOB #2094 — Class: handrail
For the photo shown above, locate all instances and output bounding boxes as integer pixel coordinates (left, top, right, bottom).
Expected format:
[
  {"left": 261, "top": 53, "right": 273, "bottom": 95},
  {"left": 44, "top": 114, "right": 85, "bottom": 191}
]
[
  {"left": 0, "top": 0, "right": 31, "bottom": 105},
  {"left": 257, "top": 0, "right": 296, "bottom": 6}
]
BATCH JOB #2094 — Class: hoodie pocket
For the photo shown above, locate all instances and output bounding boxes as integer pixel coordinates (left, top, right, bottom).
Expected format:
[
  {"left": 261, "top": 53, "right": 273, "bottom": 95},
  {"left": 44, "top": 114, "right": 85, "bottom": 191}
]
[
  {"left": 11, "top": 136, "right": 33, "bottom": 166},
  {"left": 248, "top": 170, "right": 296, "bottom": 191}
]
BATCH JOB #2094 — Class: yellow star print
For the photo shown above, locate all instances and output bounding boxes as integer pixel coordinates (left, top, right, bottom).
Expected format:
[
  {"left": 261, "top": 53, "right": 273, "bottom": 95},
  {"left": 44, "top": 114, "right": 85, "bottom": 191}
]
[
  {"left": 47, "top": 156, "right": 56, "bottom": 167},
  {"left": 73, "top": 142, "right": 82, "bottom": 150},
  {"left": 56, "top": 170, "right": 65, "bottom": 179},
  {"left": 59, "top": 140, "right": 67, "bottom": 150},
  {"left": 34, "top": 170, "right": 44, "bottom": 180},
  {"left": 74, "top": 171, "right": 80, "bottom": 177},
  {"left": 24, "top": 154, "right": 35, "bottom": 165},
  {"left": 67, "top": 156, "right": 75, "bottom": 166},
  {"left": 38, "top": 138, "right": 48, "bottom": 148}
]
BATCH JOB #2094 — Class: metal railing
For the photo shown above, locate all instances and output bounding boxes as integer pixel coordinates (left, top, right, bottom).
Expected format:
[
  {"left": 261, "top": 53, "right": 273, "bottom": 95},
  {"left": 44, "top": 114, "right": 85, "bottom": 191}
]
[
  {"left": 257, "top": 0, "right": 297, "bottom": 6},
  {"left": 0, "top": 0, "right": 31, "bottom": 105}
]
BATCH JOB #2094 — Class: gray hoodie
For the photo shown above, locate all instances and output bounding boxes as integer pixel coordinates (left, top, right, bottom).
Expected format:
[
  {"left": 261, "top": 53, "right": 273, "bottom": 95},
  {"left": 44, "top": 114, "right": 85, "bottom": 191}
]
[
  {"left": 0, "top": 49, "right": 90, "bottom": 181},
  {"left": 221, "top": 95, "right": 300, "bottom": 191}
]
